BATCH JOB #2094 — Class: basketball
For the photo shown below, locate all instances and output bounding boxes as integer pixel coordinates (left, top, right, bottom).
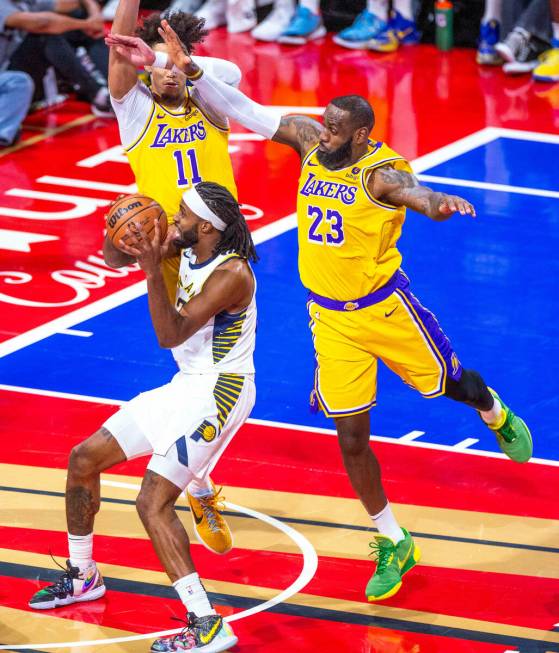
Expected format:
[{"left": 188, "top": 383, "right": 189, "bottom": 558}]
[{"left": 105, "top": 194, "right": 167, "bottom": 250}]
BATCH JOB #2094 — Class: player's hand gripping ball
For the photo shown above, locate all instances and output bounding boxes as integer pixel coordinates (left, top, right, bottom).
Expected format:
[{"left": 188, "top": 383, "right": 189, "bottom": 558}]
[{"left": 105, "top": 194, "right": 167, "bottom": 251}]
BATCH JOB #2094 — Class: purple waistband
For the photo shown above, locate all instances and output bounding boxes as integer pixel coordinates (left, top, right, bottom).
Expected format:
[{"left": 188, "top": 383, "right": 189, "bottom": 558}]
[{"left": 308, "top": 271, "right": 402, "bottom": 312}]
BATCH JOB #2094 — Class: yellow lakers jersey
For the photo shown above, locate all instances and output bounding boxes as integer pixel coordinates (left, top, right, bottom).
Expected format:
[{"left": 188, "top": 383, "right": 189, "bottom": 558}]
[
  {"left": 297, "top": 141, "right": 412, "bottom": 300},
  {"left": 125, "top": 88, "right": 237, "bottom": 223}
]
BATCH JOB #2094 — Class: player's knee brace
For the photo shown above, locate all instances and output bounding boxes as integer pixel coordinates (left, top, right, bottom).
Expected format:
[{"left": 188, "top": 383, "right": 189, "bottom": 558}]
[{"left": 444, "top": 369, "right": 491, "bottom": 409}]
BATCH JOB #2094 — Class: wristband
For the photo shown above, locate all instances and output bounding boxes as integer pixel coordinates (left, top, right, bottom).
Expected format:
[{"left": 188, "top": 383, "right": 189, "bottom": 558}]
[
  {"left": 148, "top": 50, "right": 200, "bottom": 79},
  {"left": 151, "top": 50, "right": 170, "bottom": 69}
]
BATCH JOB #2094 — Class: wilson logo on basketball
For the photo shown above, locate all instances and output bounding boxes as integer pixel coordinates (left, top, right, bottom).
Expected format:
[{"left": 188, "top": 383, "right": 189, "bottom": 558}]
[{"left": 107, "top": 201, "right": 142, "bottom": 228}]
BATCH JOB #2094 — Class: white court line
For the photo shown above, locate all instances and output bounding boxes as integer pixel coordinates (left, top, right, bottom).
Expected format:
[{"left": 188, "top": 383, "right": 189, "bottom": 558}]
[
  {"left": 0, "top": 482, "right": 318, "bottom": 650},
  {"left": 1, "top": 383, "right": 558, "bottom": 467},
  {"left": 37, "top": 176, "right": 137, "bottom": 195},
  {"left": 0, "top": 127, "right": 498, "bottom": 359},
  {"left": 0, "top": 281, "right": 147, "bottom": 358},
  {"left": 418, "top": 174, "right": 559, "bottom": 200},
  {"left": 57, "top": 328, "right": 93, "bottom": 338},
  {"left": 486, "top": 126, "right": 559, "bottom": 144},
  {"left": 452, "top": 438, "right": 480, "bottom": 450},
  {"left": 399, "top": 430, "right": 425, "bottom": 442}
]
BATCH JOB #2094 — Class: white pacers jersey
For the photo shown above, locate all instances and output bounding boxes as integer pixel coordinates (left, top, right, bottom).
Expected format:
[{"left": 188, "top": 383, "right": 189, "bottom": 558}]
[{"left": 172, "top": 249, "right": 256, "bottom": 375}]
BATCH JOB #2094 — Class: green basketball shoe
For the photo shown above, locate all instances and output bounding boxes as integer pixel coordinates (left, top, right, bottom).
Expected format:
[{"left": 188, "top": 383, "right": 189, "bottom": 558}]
[
  {"left": 483, "top": 389, "right": 533, "bottom": 463},
  {"left": 366, "top": 528, "right": 420, "bottom": 602}
]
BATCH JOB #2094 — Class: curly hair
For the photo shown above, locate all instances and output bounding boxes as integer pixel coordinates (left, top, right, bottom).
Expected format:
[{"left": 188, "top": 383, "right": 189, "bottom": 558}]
[
  {"left": 136, "top": 11, "right": 208, "bottom": 52},
  {"left": 195, "top": 182, "right": 258, "bottom": 263}
]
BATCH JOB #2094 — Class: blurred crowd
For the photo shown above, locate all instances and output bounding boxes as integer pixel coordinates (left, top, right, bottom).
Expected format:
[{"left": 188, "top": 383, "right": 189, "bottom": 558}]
[{"left": 0, "top": 0, "right": 557, "bottom": 150}]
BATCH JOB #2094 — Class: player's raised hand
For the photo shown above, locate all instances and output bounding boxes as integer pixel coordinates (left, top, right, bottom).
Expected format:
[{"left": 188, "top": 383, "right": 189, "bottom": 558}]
[
  {"left": 438, "top": 194, "right": 476, "bottom": 218},
  {"left": 105, "top": 33, "right": 156, "bottom": 68},
  {"left": 158, "top": 19, "right": 193, "bottom": 73}
]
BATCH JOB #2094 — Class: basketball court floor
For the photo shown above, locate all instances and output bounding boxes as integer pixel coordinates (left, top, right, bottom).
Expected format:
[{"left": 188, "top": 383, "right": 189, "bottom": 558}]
[{"left": 0, "top": 30, "right": 558, "bottom": 653}]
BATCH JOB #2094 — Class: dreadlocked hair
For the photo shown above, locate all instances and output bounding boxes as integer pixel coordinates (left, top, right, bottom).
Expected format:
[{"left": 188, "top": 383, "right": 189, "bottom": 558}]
[
  {"left": 136, "top": 11, "right": 208, "bottom": 51},
  {"left": 196, "top": 182, "right": 258, "bottom": 263}
]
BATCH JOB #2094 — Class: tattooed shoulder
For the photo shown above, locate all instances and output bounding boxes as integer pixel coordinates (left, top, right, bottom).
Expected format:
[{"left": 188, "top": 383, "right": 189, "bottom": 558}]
[
  {"left": 375, "top": 165, "right": 417, "bottom": 188},
  {"left": 277, "top": 115, "right": 321, "bottom": 154}
]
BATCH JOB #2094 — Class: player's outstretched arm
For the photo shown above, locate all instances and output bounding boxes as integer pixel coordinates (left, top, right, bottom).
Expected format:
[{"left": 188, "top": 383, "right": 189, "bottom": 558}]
[
  {"left": 157, "top": 19, "right": 320, "bottom": 158},
  {"left": 107, "top": 0, "right": 142, "bottom": 99},
  {"left": 272, "top": 115, "right": 322, "bottom": 159},
  {"left": 368, "top": 165, "right": 476, "bottom": 221}
]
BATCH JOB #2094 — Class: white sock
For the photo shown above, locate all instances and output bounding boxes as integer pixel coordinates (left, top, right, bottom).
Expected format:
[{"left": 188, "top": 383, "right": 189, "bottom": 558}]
[
  {"left": 480, "top": 398, "right": 503, "bottom": 426},
  {"left": 366, "top": 0, "right": 388, "bottom": 20},
  {"left": 68, "top": 533, "right": 94, "bottom": 571},
  {"left": 187, "top": 478, "right": 214, "bottom": 497},
  {"left": 299, "top": 0, "right": 320, "bottom": 14},
  {"left": 482, "top": 0, "right": 502, "bottom": 24},
  {"left": 174, "top": 572, "right": 216, "bottom": 618},
  {"left": 553, "top": 22, "right": 559, "bottom": 43},
  {"left": 392, "top": 0, "right": 413, "bottom": 21},
  {"left": 370, "top": 503, "right": 405, "bottom": 544}
]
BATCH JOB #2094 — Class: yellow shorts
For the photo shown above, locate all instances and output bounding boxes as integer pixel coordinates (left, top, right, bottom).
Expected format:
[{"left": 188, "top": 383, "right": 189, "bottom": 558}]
[
  {"left": 308, "top": 275, "right": 462, "bottom": 418},
  {"left": 162, "top": 256, "right": 181, "bottom": 303}
]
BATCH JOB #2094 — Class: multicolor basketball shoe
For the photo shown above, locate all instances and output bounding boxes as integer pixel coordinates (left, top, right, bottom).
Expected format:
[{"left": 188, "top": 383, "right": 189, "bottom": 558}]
[
  {"left": 477, "top": 20, "right": 502, "bottom": 65},
  {"left": 366, "top": 528, "right": 420, "bottom": 601},
  {"left": 187, "top": 482, "right": 232, "bottom": 555},
  {"left": 367, "top": 10, "right": 420, "bottom": 53},
  {"left": 29, "top": 560, "right": 105, "bottom": 609},
  {"left": 278, "top": 5, "right": 326, "bottom": 44},
  {"left": 151, "top": 613, "right": 238, "bottom": 653},
  {"left": 333, "top": 10, "right": 388, "bottom": 50},
  {"left": 482, "top": 389, "right": 533, "bottom": 463},
  {"left": 533, "top": 41, "right": 559, "bottom": 82}
]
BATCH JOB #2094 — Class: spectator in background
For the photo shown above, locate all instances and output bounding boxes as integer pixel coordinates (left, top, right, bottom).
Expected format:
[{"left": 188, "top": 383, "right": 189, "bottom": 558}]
[
  {"left": 333, "top": 0, "right": 418, "bottom": 52},
  {"left": 276, "top": 0, "right": 324, "bottom": 44},
  {"left": 477, "top": 0, "right": 503, "bottom": 64},
  {"left": 0, "top": 69, "right": 32, "bottom": 146},
  {"left": 494, "top": 0, "right": 550, "bottom": 75},
  {"left": 533, "top": 0, "right": 559, "bottom": 80},
  {"left": 1, "top": 0, "right": 113, "bottom": 114},
  {"left": 252, "top": 0, "right": 294, "bottom": 41},
  {"left": 192, "top": 0, "right": 256, "bottom": 32}
]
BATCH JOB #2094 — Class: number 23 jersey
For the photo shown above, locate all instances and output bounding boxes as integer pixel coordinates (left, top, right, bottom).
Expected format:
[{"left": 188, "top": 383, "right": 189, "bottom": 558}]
[{"left": 297, "top": 141, "right": 412, "bottom": 301}]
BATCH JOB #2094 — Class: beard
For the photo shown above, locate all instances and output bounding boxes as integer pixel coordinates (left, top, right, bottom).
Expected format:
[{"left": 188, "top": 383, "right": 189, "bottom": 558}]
[
  {"left": 173, "top": 225, "right": 199, "bottom": 250},
  {"left": 316, "top": 138, "right": 353, "bottom": 170}
]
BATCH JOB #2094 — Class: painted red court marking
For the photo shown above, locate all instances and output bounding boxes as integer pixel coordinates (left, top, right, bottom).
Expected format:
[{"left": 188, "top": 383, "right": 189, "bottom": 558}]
[
  {"left": 0, "top": 576, "right": 513, "bottom": 653},
  {"left": 2, "top": 390, "right": 557, "bottom": 519},
  {"left": 2, "top": 525, "right": 557, "bottom": 630}
]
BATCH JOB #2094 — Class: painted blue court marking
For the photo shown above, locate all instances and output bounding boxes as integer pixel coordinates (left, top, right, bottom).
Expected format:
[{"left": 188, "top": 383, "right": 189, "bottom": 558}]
[
  {"left": 424, "top": 137, "right": 559, "bottom": 192},
  {"left": 1, "top": 133, "right": 558, "bottom": 461}
]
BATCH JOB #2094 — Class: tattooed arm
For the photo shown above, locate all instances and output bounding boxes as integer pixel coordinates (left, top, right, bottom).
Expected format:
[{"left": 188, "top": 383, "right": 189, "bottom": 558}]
[
  {"left": 368, "top": 165, "right": 476, "bottom": 221},
  {"left": 271, "top": 115, "right": 322, "bottom": 158}
]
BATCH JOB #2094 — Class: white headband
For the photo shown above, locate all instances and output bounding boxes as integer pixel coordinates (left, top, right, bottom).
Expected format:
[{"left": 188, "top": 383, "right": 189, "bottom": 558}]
[{"left": 182, "top": 186, "right": 227, "bottom": 232}]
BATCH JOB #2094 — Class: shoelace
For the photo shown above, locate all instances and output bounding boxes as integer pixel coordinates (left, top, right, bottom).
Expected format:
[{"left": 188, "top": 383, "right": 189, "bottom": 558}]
[
  {"left": 40, "top": 554, "right": 75, "bottom": 596},
  {"left": 198, "top": 487, "right": 226, "bottom": 533},
  {"left": 368, "top": 540, "right": 396, "bottom": 574},
  {"left": 167, "top": 615, "right": 197, "bottom": 648}
]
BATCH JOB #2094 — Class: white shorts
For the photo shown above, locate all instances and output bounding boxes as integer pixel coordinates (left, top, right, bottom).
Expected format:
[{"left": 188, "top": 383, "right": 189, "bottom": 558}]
[{"left": 103, "top": 371, "right": 255, "bottom": 490}]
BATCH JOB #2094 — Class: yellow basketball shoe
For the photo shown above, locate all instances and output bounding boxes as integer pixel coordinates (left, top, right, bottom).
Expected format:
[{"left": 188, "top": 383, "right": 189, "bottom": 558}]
[
  {"left": 187, "top": 482, "right": 232, "bottom": 555},
  {"left": 533, "top": 46, "right": 559, "bottom": 82}
]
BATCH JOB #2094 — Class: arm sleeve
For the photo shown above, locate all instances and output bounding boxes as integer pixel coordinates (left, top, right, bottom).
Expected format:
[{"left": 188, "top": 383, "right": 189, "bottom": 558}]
[
  {"left": 191, "top": 55, "right": 242, "bottom": 88},
  {"left": 190, "top": 70, "right": 281, "bottom": 139}
]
